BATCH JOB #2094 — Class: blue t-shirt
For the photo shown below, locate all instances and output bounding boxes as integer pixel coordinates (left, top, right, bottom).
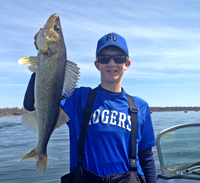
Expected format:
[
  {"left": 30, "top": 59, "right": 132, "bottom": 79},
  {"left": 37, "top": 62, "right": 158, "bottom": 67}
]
[{"left": 61, "top": 85, "right": 156, "bottom": 177}]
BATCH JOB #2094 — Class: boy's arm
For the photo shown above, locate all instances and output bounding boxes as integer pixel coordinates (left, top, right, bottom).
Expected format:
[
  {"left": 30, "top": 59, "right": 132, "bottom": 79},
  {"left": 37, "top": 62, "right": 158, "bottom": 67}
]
[
  {"left": 138, "top": 147, "right": 157, "bottom": 183},
  {"left": 23, "top": 73, "right": 36, "bottom": 111}
]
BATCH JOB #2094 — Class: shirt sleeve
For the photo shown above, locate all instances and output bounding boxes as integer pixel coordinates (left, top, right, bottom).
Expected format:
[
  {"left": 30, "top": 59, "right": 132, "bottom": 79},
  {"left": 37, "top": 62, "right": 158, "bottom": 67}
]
[
  {"left": 138, "top": 104, "right": 156, "bottom": 150},
  {"left": 61, "top": 87, "right": 91, "bottom": 124}
]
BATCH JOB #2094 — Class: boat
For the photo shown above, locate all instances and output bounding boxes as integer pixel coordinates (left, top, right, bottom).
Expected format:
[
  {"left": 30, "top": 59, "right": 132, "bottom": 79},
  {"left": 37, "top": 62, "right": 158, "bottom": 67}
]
[{"left": 156, "top": 123, "right": 200, "bottom": 182}]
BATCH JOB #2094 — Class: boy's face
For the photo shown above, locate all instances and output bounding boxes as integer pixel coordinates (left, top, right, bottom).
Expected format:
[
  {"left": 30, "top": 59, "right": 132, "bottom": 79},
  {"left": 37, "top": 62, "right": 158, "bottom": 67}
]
[{"left": 94, "top": 48, "right": 131, "bottom": 88}]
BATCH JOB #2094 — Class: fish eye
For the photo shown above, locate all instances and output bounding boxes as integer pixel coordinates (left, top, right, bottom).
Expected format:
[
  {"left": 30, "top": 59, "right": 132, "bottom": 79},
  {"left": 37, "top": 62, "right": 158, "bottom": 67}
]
[{"left": 54, "top": 25, "right": 60, "bottom": 31}]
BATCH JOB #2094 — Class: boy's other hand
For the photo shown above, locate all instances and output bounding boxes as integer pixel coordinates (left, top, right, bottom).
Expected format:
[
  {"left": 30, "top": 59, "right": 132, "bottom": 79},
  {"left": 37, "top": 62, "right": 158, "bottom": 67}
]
[{"left": 34, "top": 27, "right": 43, "bottom": 50}]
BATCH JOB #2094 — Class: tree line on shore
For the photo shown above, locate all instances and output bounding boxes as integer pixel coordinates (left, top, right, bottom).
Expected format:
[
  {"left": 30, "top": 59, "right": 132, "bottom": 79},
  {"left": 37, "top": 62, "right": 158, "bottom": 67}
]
[
  {"left": 0, "top": 106, "right": 200, "bottom": 116},
  {"left": 0, "top": 107, "right": 29, "bottom": 116},
  {"left": 150, "top": 106, "right": 200, "bottom": 112}
]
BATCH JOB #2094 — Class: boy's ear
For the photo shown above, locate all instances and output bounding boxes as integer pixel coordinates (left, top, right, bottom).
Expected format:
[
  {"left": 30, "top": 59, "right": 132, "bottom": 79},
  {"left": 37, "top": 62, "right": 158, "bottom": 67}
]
[
  {"left": 124, "top": 60, "right": 131, "bottom": 70},
  {"left": 94, "top": 61, "right": 100, "bottom": 70}
]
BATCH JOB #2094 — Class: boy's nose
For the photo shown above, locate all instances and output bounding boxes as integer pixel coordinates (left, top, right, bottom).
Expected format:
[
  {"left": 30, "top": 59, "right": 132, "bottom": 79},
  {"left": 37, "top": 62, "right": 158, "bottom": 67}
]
[{"left": 107, "top": 58, "right": 116, "bottom": 65}]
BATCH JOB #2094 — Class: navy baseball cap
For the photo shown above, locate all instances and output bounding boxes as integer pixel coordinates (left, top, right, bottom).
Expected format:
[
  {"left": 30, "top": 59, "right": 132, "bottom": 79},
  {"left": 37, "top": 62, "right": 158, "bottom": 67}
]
[{"left": 96, "top": 32, "right": 129, "bottom": 57}]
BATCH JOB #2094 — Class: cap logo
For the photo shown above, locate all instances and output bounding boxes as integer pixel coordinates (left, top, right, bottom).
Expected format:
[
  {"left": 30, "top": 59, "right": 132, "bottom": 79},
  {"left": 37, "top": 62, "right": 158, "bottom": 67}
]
[{"left": 107, "top": 34, "right": 117, "bottom": 42}]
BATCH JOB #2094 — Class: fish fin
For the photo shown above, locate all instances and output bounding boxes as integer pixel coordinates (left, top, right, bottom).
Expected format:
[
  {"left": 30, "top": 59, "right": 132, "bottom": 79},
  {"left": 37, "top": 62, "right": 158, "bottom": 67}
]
[
  {"left": 36, "top": 33, "right": 48, "bottom": 53},
  {"left": 18, "top": 148, "right": 47, "bottom": 174},
  {"left": 18, "top": 56, "right": 38, "bottom": 72},
  {"left": 18, "top": 148, "right": 37, "bottom": 162},
  {"left": 54, "top": 108, "right": 70, "bottom": 129},
  {"left": 21, "top": 111, "right": 38, "bottom": 133},
  {"left": 62, "top": 60, "right": 80, "bottom": 98}
]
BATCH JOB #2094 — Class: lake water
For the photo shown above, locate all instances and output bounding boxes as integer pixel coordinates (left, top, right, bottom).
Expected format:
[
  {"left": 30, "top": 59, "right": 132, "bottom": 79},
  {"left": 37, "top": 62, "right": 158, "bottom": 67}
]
[{"left": 0, "top": 111, "right": 200, "bottom": 183}]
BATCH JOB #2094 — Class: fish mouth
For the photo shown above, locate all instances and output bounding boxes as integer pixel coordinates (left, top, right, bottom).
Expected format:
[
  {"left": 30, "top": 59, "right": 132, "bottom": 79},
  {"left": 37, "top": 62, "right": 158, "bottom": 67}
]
[{"left": 45, "top": 14, "right": 60, "bottom": 29}]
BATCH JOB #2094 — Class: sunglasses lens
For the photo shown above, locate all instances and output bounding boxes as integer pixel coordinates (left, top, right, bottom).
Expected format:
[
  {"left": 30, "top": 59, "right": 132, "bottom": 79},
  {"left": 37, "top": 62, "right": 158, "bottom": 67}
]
[
  {"left": 98, "top": 56, "right": 109, "bottom": 63},
  {"left": 98, "top": 55, "right": 126, "bottom": 64},
  {"left": 113, "top": 55, "right": 126, "bottom": 63},
  {"left": 104, "top": 56, "right": 112, "bottom": 63}
]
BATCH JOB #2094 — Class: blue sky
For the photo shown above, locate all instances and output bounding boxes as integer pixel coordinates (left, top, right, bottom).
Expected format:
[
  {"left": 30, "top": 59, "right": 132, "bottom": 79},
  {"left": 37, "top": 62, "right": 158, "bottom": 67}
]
[{"left": 0, "top": 0, "right": 199, "bottom": 108}]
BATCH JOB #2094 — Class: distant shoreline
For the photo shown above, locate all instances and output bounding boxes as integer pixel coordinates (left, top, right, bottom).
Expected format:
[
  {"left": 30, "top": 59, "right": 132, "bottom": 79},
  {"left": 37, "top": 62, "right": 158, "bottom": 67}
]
[
  {"left": 0, "top": 106, "right": 199, "bottom": 117},
  {"left": 0, "top": 115, "right": 23, "bottom": 117},
  {"left": 149, "top": 106, "right": 200, "bottom": 113}
]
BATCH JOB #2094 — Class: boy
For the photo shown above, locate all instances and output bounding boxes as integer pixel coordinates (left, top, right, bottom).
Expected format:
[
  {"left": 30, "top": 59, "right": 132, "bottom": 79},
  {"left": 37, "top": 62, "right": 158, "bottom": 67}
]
[{"left": 24, "top": 32, "right": 156, "bottom": 183}]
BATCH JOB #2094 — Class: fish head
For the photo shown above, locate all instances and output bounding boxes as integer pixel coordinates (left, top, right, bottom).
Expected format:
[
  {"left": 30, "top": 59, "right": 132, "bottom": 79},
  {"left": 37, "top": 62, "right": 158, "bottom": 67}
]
[
  {"left": 44, "top": 13, "right": 62, "bottom": 42},
  {"left": 36, "top": 14, "right": 65, "bottom": 54}
]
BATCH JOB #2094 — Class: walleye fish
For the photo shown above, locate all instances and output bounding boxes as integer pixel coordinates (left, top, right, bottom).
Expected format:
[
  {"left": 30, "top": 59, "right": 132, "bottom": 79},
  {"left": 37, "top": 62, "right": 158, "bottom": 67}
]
[{"left": 18, "top": 14, "right": 80, "bottom": 174}]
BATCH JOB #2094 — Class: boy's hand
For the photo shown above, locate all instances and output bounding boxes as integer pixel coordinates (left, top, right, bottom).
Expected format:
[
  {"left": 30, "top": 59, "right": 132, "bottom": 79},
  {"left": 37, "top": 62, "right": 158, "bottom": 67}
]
[{"left": 34, "top": 27, "right": 43, "bottom": 50}]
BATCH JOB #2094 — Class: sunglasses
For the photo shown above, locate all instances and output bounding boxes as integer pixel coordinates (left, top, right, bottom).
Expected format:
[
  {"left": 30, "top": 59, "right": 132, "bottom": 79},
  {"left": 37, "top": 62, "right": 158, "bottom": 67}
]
[{"left": 97, "top": 55, "right": 127, "bottom": 64}]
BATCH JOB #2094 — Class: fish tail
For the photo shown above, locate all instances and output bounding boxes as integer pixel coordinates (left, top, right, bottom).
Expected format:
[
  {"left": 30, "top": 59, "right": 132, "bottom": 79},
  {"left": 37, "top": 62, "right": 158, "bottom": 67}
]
[
  {"left": 36, "top": 153, "right": 47, "bottom": 174},
  {"left": 18, "top": 148, "right": 47, "bottom": 174}
]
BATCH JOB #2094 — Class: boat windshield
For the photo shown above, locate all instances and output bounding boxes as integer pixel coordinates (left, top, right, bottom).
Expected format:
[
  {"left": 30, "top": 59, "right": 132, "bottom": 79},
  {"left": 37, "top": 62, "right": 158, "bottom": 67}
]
[{"left": 157, "top": 123, "right": 200, "bottom": 175}]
